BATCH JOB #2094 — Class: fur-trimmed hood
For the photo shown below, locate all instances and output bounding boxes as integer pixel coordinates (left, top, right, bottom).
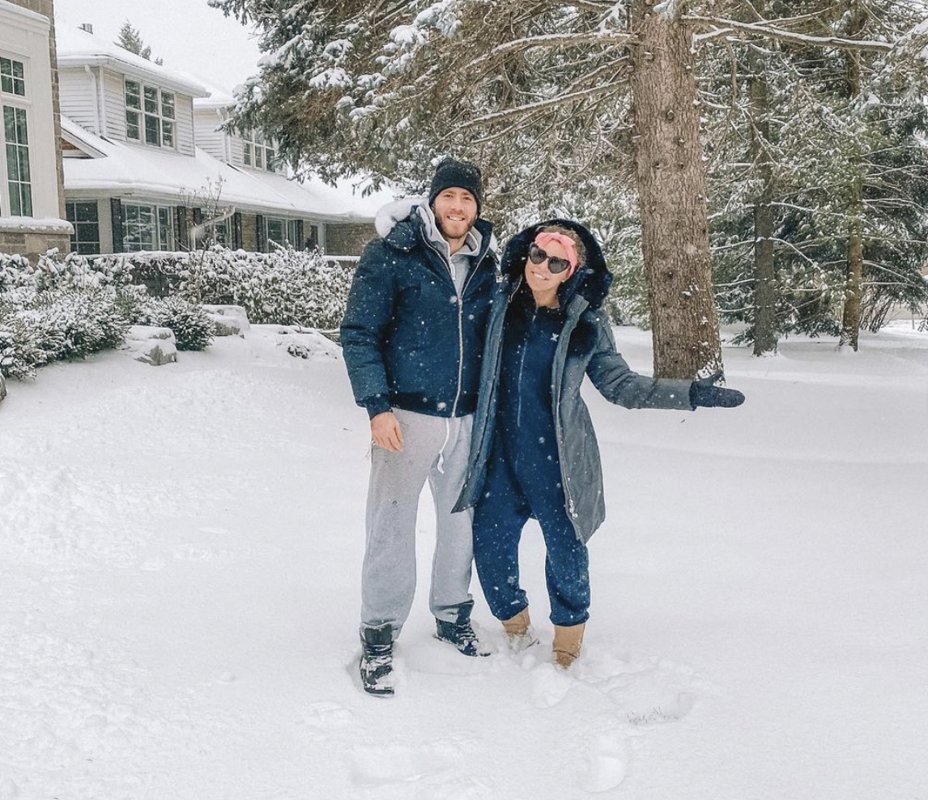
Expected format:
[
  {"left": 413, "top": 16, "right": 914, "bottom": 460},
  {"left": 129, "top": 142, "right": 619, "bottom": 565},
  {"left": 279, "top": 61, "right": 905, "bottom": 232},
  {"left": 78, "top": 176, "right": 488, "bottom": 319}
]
[
  {"left": 502, "top": 219, "right": 612, "bottom": 310},
  {"left": 374, "top": 196, "right": 499, "bottom": 256}
]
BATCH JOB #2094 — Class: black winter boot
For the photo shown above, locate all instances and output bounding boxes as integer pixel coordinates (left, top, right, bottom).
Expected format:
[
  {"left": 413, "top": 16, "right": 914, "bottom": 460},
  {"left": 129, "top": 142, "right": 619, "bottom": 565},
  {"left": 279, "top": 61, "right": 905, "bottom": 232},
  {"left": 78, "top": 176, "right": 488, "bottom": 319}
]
[
  {"left": 434, "top": 601, "right": 491, "bottom": 657},
  {"left": 359, "top": 624, "right": 395, "bottom": 696}
]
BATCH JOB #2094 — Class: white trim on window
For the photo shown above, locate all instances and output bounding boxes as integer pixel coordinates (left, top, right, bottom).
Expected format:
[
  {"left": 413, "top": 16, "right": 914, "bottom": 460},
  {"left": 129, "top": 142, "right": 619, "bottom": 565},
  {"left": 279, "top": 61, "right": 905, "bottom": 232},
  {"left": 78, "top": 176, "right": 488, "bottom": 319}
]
[
  {"left": 124, "top": 78, "right": 176, "bottom": 149},
  {"left": 122, "top": 201, "right": 175, "bottom": 251},
  {"left": 242, "top": 128, "right": 277, "bottom": 172},
  {"left": 0, "top": 50, "right": 33, "bottom": 217}
]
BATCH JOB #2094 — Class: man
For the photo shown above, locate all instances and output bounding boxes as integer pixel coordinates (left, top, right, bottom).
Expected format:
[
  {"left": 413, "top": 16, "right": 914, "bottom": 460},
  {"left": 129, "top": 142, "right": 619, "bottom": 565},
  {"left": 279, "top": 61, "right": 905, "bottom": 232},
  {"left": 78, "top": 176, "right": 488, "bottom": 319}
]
[{"left": 340, "top": 159, "right": 501, "bottom": 696}]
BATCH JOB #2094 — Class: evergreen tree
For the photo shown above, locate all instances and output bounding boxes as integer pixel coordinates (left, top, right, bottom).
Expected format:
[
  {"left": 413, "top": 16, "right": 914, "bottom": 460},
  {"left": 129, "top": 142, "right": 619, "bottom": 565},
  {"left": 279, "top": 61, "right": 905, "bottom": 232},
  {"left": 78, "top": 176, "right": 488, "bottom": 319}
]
[
  {"left": 116, "top": 21, "right": 164, "bottom": 66},
  {"left": 702, "top": 1, "right": 928, "bottom": 351},
  {"left": 209, "top": 0, "right": 928, "bottom": 369}
]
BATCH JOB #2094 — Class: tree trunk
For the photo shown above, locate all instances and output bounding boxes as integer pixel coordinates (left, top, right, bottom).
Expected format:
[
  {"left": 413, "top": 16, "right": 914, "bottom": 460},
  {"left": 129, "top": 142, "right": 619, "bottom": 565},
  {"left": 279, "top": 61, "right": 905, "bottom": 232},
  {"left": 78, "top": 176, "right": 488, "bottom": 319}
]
[
  {"left": 629, "top": 0, "right": 722, "bottom": 379},
  {"left": 748, "top": 4, "right": 777, "bottom": 356},
  {"left": 840, "top": 5, "right": 867, "bottom": 351},
  {"left": 840, "top": 178, "right": 864, "bottom": 350}
]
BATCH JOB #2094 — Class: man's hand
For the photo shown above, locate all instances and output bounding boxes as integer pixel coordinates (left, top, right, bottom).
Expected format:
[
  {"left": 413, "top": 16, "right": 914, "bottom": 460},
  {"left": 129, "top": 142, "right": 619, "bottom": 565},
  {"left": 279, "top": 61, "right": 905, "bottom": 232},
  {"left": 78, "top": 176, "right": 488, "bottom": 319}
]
[{"left": 371, "top": 411, "right": 404, "bottom": 452}]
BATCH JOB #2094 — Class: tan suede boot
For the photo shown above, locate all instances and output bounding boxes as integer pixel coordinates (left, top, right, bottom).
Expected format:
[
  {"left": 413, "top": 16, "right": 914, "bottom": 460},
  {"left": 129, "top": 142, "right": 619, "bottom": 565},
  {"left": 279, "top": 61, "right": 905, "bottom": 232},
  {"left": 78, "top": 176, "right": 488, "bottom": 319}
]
[
  {"left": 552, "top": 622, "right": 585, "bottom": 669},
  {"left": 501, "top": 608, "right": 538, "bottom": 652}
]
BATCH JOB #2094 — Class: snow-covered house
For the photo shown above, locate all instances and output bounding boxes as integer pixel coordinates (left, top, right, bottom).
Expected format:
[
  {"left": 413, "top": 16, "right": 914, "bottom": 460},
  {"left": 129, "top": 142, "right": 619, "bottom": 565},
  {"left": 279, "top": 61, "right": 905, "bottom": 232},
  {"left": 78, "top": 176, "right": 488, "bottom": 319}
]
[
  {"left": 56, "top": 24, "right": 383, "bottom": 257},
  {"left": 0, "top": 0, "right": 72, "bottom": 260}
]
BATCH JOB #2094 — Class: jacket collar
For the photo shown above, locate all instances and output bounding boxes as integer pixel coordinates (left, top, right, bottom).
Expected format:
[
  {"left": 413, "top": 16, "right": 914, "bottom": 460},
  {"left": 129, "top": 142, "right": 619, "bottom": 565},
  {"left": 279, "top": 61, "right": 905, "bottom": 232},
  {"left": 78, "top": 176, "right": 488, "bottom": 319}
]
[{"left": 385, "top": 212, "right": 497, "bottom": 268}]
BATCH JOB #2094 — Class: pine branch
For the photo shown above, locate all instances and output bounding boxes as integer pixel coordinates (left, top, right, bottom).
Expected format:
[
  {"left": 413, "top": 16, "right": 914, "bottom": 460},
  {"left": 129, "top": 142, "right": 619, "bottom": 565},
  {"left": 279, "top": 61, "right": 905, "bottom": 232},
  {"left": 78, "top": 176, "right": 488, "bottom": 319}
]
[
  {"left": 684, "top": 15, "right": 895, "bottom": 53},
  {"left": 461, "top": 80, "right": 626, "bottom": 128},
  {"left": 465, "top": 29, "right": 636, "bottom": 73}
]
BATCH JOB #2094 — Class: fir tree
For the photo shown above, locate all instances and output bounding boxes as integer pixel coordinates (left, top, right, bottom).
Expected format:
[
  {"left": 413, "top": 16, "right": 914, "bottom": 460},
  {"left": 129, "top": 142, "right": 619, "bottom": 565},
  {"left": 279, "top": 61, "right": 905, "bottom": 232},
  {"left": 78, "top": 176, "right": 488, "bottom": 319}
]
[
  {"left": 209, "top": 0, "right": 928, "bottom": 369},
  {"left": 116, "top": 21, "right": 164, "bottom": 66}
]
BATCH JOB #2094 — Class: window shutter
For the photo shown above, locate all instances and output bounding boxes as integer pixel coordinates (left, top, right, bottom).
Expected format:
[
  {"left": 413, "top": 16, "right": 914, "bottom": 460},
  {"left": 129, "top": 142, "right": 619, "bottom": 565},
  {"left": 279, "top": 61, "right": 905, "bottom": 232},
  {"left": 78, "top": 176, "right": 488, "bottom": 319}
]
[
  {"left": 175, "top": 207, "right": 188, "bottom": 250},
  {"left": 255, "top": 214, "right": 265, "bottom": 252},
  {"left": 295, "top": 220, "right": 304, "bottom": 250},
  {"left": 232, "top": 212, "right": 243, "bottom": 250},
  {"left": 110, "top": 198, "right": 124, "bottom": 253}
]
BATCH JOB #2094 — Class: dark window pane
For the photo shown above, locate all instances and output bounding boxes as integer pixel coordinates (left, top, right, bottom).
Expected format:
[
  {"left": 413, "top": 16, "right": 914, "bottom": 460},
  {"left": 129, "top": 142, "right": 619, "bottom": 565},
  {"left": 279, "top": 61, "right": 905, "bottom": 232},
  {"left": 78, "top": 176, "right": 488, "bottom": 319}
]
[
  {"left": 162, "top": 120, "right": 174, "bottom": 147},
  {"left": 145, "top": 114, "right": 160, "bottom": 146},
  {"left": 15, "top": 108, "right": 28, "bottom": 144},
  {"left": 125, "top": 80, "right": 141, "bottom": 108},
  {"left": 162, "top": 92, "right": 175, "bottom": 119},
  {"left": 6, "top": 143, "right": 16, "bottom": 181},
  {"left": 76, "top": 202, "right": 98, "bottom": 222},
  {"left": 144, "top": 86, "right": 158, "bottom": 114},
  {"left": 126, "top": 111, "right": 140, "bottom": 139}
]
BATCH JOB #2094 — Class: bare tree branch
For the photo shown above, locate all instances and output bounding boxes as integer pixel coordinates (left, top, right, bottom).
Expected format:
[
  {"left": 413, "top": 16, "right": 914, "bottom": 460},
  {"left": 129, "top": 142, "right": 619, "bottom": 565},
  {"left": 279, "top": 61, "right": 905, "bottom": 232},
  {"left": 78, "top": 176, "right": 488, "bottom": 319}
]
[{"left": 684, "top": 15, "right": 895, "bottom": 53}]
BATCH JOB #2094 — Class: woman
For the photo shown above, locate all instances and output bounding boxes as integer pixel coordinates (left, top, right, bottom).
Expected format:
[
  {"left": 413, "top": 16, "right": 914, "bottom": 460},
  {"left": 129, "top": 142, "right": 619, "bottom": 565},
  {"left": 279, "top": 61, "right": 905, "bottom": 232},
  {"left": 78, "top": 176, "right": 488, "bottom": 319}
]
[{"left": 453, "top": 220, "right": 744, "bottom": 668}]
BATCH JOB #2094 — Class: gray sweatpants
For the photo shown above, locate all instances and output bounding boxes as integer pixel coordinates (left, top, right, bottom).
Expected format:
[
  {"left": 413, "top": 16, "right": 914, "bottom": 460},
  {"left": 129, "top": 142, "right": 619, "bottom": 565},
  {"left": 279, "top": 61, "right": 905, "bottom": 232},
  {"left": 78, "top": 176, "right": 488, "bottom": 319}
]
[{"left": 360, "top": 408, "right": 475, "bottom": 636}]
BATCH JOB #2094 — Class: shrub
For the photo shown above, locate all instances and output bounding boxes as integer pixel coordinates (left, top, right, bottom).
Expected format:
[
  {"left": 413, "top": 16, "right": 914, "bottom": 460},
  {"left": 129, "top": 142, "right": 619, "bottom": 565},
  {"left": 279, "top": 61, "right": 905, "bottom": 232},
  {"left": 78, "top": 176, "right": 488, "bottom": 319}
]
[
  {"left": 89, "top": 246, "right": 354, "bottom": 330},
  {"left": 136, "top": 295, "right": 214, "bottom": 351}
]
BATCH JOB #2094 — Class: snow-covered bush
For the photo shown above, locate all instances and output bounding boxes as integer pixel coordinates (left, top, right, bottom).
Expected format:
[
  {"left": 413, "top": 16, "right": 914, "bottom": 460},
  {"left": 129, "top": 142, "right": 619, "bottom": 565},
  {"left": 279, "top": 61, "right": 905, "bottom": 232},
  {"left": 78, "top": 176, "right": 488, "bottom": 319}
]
[
  {"left": 0, "top": 287, "right": 129, "bottom": 379},
  {"left": 135, "top": 295, "right": 214, "bottom": 351},
  {"left": 90, "top": 246, "right": 354, "bottom": 330}
]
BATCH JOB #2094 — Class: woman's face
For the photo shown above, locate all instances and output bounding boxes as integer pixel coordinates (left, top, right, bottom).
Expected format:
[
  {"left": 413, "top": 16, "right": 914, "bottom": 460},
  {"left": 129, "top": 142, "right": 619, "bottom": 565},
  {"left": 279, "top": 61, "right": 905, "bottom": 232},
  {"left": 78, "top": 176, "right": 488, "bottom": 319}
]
[{"left": 524, "top": 238, "right": 573, "bottom": 296}]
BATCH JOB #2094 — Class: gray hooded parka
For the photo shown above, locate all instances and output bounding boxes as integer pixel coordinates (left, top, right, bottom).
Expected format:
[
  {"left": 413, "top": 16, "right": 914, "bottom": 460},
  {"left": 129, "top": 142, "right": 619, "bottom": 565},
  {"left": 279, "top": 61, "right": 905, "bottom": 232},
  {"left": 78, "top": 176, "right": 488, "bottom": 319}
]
[{"left": 453, "top": 219, "right": 695, "bottom": 543}]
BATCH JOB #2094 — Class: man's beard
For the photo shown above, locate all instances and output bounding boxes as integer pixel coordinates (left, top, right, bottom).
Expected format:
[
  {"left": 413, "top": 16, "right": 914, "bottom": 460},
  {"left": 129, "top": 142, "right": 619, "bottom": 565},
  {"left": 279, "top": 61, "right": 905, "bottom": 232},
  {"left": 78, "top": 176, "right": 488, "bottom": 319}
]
[{"left": 436, "top": 212, "right": 474, "bottom": 240}]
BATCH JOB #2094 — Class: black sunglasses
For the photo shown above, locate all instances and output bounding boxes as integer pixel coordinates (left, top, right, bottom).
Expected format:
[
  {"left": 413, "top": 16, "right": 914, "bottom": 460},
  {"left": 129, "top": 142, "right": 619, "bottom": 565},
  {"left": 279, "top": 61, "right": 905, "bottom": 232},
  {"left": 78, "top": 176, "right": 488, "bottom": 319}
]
[{"left": 528, "top": 242, "right": 572, "bottom": 274}]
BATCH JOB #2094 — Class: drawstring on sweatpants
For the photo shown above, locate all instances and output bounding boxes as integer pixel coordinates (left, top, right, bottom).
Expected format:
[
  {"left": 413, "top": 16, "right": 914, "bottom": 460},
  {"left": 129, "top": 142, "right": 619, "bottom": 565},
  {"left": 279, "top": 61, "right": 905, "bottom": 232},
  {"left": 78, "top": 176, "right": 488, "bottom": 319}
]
[{"left": 436, "top": 417, "right": 452, "bottom": 474}]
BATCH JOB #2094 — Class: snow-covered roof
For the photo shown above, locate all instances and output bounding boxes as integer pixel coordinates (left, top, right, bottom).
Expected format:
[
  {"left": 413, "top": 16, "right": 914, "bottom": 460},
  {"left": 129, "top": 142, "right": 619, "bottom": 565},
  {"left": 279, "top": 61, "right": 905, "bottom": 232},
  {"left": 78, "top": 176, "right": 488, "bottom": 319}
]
[
  {"left": 56, "top": 25, "right": 210, "bottom": 99},
  {"left": 61, "top": 116, "right": 393, "bottom": 222},
  {"left": 192, "top": 76, "right": 236, "bottom": 111}
]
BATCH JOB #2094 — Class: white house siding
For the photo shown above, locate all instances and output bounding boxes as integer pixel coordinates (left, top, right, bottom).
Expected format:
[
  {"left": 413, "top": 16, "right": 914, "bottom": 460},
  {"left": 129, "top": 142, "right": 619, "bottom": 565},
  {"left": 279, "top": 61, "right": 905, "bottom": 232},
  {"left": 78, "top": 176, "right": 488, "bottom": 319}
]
[
  {"left": 101, "top": 68, "right": 125, "bottom": 141},
  {"left": 58, "top": 67, "right": 98, "bottom": 134},
  {"left": 228, "top": 134, "right": 244, "bottom": 167},
  {"left": 193, "top": 109, "right": 225, "bottom": 161},
  {"left": 174, "top": 94, "right": 195, "bottom": 157}
]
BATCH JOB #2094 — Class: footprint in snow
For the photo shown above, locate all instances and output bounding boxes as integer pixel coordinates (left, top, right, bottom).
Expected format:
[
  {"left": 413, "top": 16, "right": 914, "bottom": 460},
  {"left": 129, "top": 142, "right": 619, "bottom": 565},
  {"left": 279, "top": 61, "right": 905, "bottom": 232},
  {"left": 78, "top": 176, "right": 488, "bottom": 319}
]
[
  {"left": 139, "top": 555, "right": 167, "bottom": 571},
  {"left": 530, "top": 662, "right": 573, "bottom": 708},
  {"left": 580, "top": 733, "right": 629, "bottom": 793},
  {"left": 302, "top": 700, "right": 354, "bottom": 726},
  {"left": 349, "top": 741, "right": 464, "bottom": 785}
]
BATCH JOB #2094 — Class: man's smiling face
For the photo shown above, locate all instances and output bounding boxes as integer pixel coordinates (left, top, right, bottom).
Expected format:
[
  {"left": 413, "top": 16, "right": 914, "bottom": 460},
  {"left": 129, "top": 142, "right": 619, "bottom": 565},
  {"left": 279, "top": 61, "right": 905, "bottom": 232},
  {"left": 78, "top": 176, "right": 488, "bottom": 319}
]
[{"left": 432, "top": 187, "right": 478, "bottom": 243}]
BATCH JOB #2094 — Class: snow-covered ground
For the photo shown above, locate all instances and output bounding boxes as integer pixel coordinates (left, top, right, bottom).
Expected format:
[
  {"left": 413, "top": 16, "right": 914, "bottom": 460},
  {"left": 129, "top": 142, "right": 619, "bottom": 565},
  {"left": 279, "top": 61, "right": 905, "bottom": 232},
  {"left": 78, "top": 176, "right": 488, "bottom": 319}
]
[{"left": 1, "top": 323, "right": 926, "bottom": 800}]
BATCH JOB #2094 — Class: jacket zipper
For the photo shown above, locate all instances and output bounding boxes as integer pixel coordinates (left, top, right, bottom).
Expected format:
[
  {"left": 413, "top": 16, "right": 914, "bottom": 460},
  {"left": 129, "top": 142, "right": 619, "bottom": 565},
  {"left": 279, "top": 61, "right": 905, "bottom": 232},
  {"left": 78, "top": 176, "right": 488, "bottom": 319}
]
[
  {"left": 515, "top": 308, "right": 536, "bottom": 429},
  {"left": 422, "top": 235, "right": 486, "bottom": 417}
]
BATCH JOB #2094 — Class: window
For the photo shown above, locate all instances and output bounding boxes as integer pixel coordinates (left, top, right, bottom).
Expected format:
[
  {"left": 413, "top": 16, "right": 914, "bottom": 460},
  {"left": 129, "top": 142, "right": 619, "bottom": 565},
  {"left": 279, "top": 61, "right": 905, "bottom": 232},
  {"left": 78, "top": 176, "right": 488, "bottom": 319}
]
[
  {"left": 66, "top": 201, "right": 100, "bottom": 254},
  {"left": 125, "top": 80, "right": 176, "bottom": 148},
  {"left": 243, "top": 129, "right": 277, "bottom": 172},
  {"left": 0, "top": 57, "right": 26, "bottom": 97},
  {"left": 122, "top": 203, "right": 174, "bottom": 251},
  {"left": 3, "top": 106, "right": 32, "bottom": 216},
  {"left": 287, "top": 219, "right": 301, "bottom": 248},
  {"left": 211, "top": 218, "right": 230, "bottom": 246},
  {"left": 1, "top": 53, "right": 31, "bottom": 218},
  {"left": 197, "top": 216, "right": 230, "bottom": 247},
  {"left": 265, "top": 217, "right": 286, "bottom": 249},
  {"left": 262, "top": 217, "right": 307, "bottom": 251}
]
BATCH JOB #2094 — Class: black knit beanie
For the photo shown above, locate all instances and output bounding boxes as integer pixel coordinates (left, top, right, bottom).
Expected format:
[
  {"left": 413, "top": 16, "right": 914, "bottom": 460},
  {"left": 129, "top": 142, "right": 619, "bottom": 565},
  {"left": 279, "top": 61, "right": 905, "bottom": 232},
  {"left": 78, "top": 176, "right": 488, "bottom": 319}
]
[{"left": 428, "top": 158, "right": 483, "bottom": 214}]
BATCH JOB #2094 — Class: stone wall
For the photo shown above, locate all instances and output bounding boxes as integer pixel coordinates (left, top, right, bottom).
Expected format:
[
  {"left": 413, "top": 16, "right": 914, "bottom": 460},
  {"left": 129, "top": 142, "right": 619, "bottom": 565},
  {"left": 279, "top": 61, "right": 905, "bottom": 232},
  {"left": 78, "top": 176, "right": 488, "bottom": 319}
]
[
  {"left": 241, "top": 213, "right": 258, "bottom": 252},
  {"left": 0, "top": 227, "right": 70, "bottom": 262},
  {"left": 324, "top": 222, "right": 376, "bottom": 257}
]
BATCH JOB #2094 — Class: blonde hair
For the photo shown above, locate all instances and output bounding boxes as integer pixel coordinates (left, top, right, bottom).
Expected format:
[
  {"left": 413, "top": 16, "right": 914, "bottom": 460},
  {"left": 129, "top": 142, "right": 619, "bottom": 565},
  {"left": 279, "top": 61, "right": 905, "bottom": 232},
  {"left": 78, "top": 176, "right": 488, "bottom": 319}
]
[{"left": 538, "top": 225, "right": 586, "bottom": 268}]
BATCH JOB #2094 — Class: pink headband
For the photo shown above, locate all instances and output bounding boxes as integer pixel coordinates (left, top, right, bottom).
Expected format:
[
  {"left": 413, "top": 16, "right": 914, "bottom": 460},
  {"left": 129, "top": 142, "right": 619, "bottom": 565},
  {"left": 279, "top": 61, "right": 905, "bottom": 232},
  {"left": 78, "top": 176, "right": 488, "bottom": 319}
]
[{"left": 534, "top": 232, "right": 579, "bottom": 275}]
